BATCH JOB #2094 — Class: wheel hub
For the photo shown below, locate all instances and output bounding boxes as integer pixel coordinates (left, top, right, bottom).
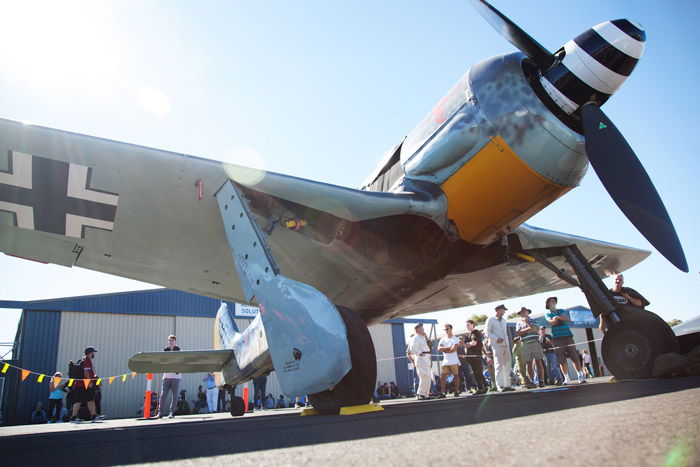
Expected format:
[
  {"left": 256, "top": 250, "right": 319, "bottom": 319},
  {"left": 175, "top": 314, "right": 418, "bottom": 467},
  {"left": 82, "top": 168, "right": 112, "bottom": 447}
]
[
  {"left": 624, "top": 343, "right": 639, "bottom": 358},
  {"left": 610, "top": 329, "right": 652, "bottom": 371}
]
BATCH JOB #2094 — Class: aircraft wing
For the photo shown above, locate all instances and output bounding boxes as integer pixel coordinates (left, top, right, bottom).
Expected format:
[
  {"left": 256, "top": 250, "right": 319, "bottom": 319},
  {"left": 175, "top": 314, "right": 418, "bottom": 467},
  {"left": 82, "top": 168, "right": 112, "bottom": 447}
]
[
  {"left": 0, "top": 118, "right": 443, "bottom": 310},
  {"left": 387, "top": 224, "right": 651, "bottom": 316},
  {"left": 128, "top": 349, "right": 235, "bottom": 373},
  {"left": 0, "top": 119, "right": 651, "bottom": 325}
]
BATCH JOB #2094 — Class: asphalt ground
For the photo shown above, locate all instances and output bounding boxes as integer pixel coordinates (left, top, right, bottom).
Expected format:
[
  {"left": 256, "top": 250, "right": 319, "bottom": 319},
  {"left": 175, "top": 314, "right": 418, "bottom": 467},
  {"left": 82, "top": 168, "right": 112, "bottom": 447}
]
[{"left": 1, "top": 376, "right": 699, "bottom": 466}]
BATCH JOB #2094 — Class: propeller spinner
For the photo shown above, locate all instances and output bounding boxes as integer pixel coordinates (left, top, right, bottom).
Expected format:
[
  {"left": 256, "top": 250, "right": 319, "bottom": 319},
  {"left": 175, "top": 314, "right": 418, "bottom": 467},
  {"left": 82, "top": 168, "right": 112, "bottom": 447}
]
[{"left": 470, "top": 0, "right": 688, "bottom": 272}]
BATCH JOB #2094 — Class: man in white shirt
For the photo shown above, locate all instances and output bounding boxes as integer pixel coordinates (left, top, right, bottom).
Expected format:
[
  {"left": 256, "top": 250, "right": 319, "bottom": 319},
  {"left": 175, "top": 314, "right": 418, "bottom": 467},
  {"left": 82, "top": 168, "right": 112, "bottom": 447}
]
[
  {"left": 407, "top": 323, "right": 432, "bottom": 400},
  {"left": 437, "top": 324, "right": 461, "bottom": 398},
  {"left": 486, "top": 305, "right": 514, "bottom": 392}
]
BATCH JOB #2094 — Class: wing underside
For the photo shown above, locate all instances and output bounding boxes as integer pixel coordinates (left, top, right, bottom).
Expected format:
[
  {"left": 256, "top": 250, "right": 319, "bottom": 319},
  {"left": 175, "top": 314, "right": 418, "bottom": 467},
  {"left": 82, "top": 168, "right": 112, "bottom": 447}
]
[
  {"left": 128, "top": 349, "right": 235, "bottom": 373},
  {"left": 386, "top": 224, "right": 650, "bottom": 317}
]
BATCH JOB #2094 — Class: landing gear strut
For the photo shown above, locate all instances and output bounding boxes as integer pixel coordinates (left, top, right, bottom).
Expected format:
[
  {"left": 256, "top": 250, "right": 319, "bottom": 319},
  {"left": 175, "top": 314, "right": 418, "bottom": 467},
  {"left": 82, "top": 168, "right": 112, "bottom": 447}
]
[
  {"left": 309, "top": 307, "right": 377, "bottom": 415},
  {"left": 516, "top": 244, "right": 677, "bottom": 379}
]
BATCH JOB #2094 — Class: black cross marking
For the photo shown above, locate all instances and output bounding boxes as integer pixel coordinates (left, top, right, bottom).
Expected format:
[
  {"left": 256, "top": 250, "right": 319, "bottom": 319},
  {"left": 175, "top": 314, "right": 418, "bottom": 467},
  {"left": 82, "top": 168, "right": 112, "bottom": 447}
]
[{"left": 0, "top": 153, "right": 118, "bottom": 238}]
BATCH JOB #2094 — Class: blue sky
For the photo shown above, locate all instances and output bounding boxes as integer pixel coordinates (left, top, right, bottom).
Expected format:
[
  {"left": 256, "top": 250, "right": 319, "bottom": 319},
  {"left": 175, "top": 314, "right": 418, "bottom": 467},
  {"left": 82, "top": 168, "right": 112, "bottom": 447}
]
[{"left": 0, "top": 0, "right": 698, "bottom": 347}]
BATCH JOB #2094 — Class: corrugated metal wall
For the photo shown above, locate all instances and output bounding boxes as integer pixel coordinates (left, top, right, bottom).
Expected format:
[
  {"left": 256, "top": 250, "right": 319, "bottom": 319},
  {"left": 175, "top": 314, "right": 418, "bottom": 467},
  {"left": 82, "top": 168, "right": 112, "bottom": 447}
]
[
  {"left": 369, "top": 324, "right": 397, "bottom": 389},
  {"left": 56, "top": 312, "right": 176, "bottom": 419},
  {"left": 12, "top": 310, "right": 61, "bottom": 425}
]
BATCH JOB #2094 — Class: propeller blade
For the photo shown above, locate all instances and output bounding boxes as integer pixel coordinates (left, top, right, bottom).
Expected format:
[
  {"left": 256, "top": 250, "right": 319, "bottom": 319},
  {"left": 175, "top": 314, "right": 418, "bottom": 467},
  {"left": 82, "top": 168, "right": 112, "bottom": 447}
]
[
  {"left": 580, "top": 103, "right": 688, "bottom": 272},
  {"left": 469, "top": 0, "right": 554, "bottom": 70}
]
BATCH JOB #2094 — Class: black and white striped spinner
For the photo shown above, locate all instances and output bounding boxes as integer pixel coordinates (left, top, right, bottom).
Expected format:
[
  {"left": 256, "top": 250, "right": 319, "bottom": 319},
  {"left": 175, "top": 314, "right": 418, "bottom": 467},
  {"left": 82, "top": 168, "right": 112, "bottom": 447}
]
[{"left": 539, "top": 19, "right": 645, "bottom": 115}]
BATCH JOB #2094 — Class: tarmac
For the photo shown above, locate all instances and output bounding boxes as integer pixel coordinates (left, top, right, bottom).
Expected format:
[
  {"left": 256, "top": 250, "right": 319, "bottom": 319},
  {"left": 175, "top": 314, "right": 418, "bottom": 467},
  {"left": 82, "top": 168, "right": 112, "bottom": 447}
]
[{"left": 1, "top": 376, "right": 699, "bottom": 466}]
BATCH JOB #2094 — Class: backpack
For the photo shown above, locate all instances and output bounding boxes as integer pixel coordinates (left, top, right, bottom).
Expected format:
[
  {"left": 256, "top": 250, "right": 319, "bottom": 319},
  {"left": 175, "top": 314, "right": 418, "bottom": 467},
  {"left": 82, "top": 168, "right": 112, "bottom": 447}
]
[{"left": 68, "top": 358, "right": 84, "bottom": 380}]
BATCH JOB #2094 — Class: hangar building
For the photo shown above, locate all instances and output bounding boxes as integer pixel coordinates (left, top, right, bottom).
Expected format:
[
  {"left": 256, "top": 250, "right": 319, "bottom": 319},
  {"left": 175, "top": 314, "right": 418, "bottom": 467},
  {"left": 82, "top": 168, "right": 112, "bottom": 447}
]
[{"left": 0, "top": 289, "right": 420, "bottom": 425}]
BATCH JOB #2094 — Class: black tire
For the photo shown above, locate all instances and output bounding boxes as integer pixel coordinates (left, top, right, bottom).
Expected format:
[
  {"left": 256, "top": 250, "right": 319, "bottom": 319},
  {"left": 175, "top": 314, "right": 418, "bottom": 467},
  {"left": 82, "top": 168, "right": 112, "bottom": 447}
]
[
  {"left": 602, "top": 307, "right": 678, "bottom": 379},
  {"left": 230, "top": 396, "right": 245, "bottom": 417},
  {"left": 308, "top": 306, "right": 376, "bottom": 415}
]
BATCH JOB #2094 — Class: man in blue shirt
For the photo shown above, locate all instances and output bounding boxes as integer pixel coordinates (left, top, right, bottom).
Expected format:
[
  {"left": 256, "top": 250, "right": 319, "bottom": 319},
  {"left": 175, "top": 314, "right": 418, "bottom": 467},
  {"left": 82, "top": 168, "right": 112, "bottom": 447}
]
[{"left": 544, "top": 297, "right": 586, "bottom": 384}]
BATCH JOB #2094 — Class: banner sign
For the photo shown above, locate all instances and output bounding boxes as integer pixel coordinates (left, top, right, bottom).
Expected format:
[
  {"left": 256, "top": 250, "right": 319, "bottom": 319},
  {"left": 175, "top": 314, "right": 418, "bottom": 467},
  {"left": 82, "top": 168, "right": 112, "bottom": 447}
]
[
  {"left": 569, "top": 309, "right": 598, "bottom": 327},
  {"left": 235, "top": 303, "right": 260, "bottom": 318}
]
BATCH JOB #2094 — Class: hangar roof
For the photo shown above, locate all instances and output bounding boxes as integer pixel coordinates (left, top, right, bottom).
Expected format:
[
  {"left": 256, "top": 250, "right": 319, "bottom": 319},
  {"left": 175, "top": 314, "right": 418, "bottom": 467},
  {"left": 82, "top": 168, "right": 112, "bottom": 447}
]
[{"left": 0, "top": 288, "right": 232, "bottom": 318}]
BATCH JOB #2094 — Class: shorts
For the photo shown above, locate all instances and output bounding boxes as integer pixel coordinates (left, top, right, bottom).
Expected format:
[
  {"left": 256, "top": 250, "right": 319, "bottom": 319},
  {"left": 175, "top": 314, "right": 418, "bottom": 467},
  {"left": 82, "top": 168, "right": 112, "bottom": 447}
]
[
  {"left": 71, "top": 384, "right": 96, "bottom": 404},
  {"left": 521, "top": 341, "right": 544, "bottom": 361},
  {"left": 441, "top": 364, "right": 459, "bottom": 376},
  {"left": 552, "top": 336, "right": 578, "bottom": 365}
]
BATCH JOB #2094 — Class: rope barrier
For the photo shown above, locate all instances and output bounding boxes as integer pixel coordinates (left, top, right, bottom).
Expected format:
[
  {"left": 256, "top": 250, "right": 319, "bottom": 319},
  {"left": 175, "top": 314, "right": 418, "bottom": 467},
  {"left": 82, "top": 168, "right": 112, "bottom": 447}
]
[{"left": 380, "top": 337, "right": 604, "bottom": 362}]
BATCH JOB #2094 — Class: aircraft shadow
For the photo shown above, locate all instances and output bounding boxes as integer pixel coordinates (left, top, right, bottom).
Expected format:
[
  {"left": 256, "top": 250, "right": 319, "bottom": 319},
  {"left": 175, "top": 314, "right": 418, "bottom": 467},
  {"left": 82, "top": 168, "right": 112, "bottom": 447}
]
[{"left": 1, "top": 376, "right": 698, "bottom": 465}]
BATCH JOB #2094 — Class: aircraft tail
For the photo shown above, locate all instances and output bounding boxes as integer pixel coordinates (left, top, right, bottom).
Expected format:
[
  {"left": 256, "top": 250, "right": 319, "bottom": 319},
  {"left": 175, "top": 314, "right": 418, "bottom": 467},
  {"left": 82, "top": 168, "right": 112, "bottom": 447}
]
[{"left": 214, "top": 302, "right": 239, "bottom": 350}]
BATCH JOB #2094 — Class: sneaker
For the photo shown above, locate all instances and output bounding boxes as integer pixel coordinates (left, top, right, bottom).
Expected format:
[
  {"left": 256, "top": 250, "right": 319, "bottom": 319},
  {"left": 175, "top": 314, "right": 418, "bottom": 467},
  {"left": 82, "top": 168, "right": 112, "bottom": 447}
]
[
  {"left": 434, "top": 393, "right": 446, "bottom": 399},
  {"left": 453, "top": 391, "right": 460, "bottom": 397},
  {"left": 525, "top": 383, "right": 537, "bottom": 389},
  {"left": 417, "top": 395, "right": 429, "bottom": 401},
  {"left": 70, "top": 418, "right": 82, "bottom": 423},
  {"left": 538, "top": 381, "right": 545, "bottom": 388},
  {"left": 155, "top": 412, "right": 162, "bottom": 419},
  {"left": 501, "top": 387, "right": 516, "bottom": 392},
  {"left": 168, "top": 413, "right": 175, "bottom": 419},
  {"left": 94, "top": 414, "right": 105, "bottom": 420},
  {"left": 578, "top": 376, "right": 587, "bottom": 384}
]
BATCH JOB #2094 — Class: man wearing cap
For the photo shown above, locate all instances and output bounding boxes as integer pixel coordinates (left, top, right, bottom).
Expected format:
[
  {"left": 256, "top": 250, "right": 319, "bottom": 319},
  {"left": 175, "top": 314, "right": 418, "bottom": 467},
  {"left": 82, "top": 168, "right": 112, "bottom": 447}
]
[
  {"left": 515, "top": 307, "right": 546, "bottom": 388},
  {"left": 407, "top": 323, "right": 432, "bottom": 400},
  {"left": 545, "top": 297, "right": 587, "bottom": 384},
  {"left": 465, "top": 319, "right": 488, "bottom": 394},
  {"left": 70, "top": 347, "right": 100, "bottom": 422},
  {"left": 486, "top": 305, "right": 514, "bottom": 392}
]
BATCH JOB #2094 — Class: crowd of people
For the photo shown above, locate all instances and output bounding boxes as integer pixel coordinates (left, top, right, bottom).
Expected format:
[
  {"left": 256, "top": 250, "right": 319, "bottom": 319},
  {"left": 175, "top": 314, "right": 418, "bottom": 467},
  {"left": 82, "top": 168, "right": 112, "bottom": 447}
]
[
  {"left": 375, "top": 381, "right": 401, "bottom": 400},
  {"left": 407, "top": 295, "right": 605, "bottom": 399},
  {"left": 31, "top": 346, "right": 105, "bottom": 423}
]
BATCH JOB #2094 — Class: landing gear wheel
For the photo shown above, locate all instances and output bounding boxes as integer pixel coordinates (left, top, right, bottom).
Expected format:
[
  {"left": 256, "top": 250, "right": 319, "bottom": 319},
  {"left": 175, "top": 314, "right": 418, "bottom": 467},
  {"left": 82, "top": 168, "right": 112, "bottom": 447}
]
[
  {"left": 308, "top": 306, "right": 376, "bottom": 415},
  {"left": 226, "top": 386, "right": 245, "bottom": 417},
  {"left": 602, "top": 306, "right": 678, "bottom": 379}
]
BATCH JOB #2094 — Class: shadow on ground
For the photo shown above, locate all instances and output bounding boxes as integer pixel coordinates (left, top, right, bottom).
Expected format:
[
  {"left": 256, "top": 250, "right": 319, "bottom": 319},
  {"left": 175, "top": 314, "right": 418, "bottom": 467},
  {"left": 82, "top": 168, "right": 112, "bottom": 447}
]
[{"left": 1, "top": 376, "right": 698, "bottom": 465}]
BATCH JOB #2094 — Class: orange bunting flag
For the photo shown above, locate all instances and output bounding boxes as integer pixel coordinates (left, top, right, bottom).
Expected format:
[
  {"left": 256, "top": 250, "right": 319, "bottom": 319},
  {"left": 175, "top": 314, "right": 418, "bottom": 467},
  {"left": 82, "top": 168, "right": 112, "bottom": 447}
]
[
  {"left": 96, "top": 378, "right": 102, "bottom": 386},
  {"left": 83, "top": 379, "right": 90, "bottom": 389},
  {"left": 21, "top": 369, "right": 30, "bottom": 381},
  {"left": 1, "top": 363, "right": 8, "bottom": 373},
  {"left": 108, "top": 376, "right": 115, "bottom": 385},
  {"left": 68, "top": 379, "right": 74, "bottom": 387},
  {"left": 37, "top": 374, "right": 45, "bottom": 383},
  {"left": 121, "top": 374, "right": 127, "bottom": 382},
  {"left": 53, "top": 376, "right": 62, "bottom": 387},
  {"left": 131, "top": 372, "right": 136, "bottom": 379}
]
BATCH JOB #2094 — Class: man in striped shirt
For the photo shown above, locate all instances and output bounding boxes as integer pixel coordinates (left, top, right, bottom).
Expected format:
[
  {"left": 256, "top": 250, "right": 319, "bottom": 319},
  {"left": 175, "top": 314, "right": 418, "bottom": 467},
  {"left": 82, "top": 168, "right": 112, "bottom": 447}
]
[
  {"left": 544, "top": 297, "right": 587, "bottom": 385},
  {"left": 515, "top": 307, "right": 546, "bottom": 388}
]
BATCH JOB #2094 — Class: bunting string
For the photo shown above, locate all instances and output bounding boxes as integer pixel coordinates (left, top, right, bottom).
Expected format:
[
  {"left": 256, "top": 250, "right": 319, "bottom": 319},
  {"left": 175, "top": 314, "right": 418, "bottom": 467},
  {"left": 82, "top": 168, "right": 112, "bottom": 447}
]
[{"left": 0, "top": 360, "right": 141, "bottom": 387}]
